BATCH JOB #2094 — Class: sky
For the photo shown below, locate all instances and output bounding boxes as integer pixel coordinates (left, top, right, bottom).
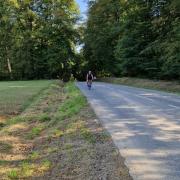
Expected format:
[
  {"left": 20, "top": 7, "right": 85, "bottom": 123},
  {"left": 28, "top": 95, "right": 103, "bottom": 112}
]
[
  {"left": 76, "top": 0, "right": 88, "bottom": 51},
  {"left": 76, "top": 0, "right": 88, "bottom": 19}
]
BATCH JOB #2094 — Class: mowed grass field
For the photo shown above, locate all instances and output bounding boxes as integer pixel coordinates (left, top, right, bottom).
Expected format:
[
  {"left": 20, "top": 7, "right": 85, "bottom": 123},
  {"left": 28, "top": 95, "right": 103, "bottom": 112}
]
[{"left": 0, "top": 80, "right": 52, "bottom": 116}]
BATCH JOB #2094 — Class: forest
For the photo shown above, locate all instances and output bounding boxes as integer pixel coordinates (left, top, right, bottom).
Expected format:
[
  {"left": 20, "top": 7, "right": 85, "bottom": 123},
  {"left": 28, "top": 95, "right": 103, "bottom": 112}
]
[
  {"left": 84, "top": 0, "right": 180, "bottom": 80},
  {"left": 0, "top": 0, "right": 80, "bottom": 81},
  {"left": 0, "top": 0, "right": 180, "bottom": 81}
]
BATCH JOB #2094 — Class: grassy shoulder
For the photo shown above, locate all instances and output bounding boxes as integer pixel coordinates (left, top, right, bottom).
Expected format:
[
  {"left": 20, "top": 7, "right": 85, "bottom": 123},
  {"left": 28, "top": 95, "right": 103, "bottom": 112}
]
[
  {"left": 99, "top": 77, "right": 180, "bottom": 94},
  {"left": 0, "top": 81, "right": 132, "bottom": 180}
]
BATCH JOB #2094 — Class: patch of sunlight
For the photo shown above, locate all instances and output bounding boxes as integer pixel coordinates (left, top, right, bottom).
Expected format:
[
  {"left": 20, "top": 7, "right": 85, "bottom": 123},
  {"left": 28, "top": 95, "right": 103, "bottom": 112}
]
[
  {"left": 52, "top": 129, "right": 64, "bottom": 138},
  {"left": 113, "top": 131, "right": 135, "bottom": 141},
  {"left": 148, "top": 116, "right": 180, "bottom": 141},
  {"left": 120, "top": 148, "right": 168, "bottom": 180},
  {"left": 140, "top": 93, "right": 155, "bottom": 96},
  {"left": 0, "top": 166, "right": 19, "bottom": 178},
  {"left": 46, "top": 147, "right": 58, "bottom": 154},
  {"left": 65, "top": 120, "right": 84, "bottom": 135},
  {"left": 115, "top": 105, "right": 140, "bottom": 109},
  {"left": 0, "top": 116, "right": 8, "bottom": 123},
  {"left": 6, "top": 122, "right": 28, "bottom": 132},
  {"left": 0, "top": 135, "right": 32, "bottom": 161},
  {"left": 38, "top": 160, "right": 51, "bottom": 173},
  {"left": 0, "top": 135, "right": 22, "bottom": 143},
  {"left": 2, "top": 161, "right": 52, "bottom": 179},
  {"left": 149, "top": 116, "right": 180, "bottom": 131},
  {"left": 0, "top": 154, "right": 27, "bottom": 161}
]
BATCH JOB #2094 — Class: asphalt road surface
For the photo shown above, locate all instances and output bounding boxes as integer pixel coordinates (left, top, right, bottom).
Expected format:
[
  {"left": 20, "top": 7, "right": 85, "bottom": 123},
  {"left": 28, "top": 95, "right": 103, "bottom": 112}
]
[{"left": 77, "top": 82, "right": 180, "bottom": 180}]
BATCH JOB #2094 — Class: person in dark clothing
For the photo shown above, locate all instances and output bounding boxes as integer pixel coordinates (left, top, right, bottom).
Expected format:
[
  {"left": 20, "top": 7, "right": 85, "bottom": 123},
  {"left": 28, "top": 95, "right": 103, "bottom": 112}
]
[{"left": 86, "top": 71, "right": 94, "bottom": 89}]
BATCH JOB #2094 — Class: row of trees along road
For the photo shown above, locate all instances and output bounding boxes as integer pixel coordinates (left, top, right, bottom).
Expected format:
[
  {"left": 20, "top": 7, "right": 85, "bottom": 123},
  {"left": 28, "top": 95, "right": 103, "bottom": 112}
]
[
  {"left": 0, "top": 0, "right": 80, "bottom": 81},
  {"left": 84, "top": 0, "right": 180, "bottom": 80}
]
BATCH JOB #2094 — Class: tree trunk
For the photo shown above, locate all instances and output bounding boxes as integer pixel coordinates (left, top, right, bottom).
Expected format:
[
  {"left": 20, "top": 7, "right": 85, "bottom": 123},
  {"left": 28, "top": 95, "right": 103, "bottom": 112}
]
[{"left": 6, "top": 47, "right": 12, "bottom": 79}]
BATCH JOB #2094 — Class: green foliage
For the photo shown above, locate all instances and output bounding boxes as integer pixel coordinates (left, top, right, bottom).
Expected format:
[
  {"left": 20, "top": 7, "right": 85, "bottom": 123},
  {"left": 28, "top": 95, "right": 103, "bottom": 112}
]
[
  {"left": 84, "top": 0, "right": 121, "bottom": 75},
  {"left": 0, "top": 0, "right": 80, "bottom": 81},
  {"left": 84, "top": 0, "right": 180, "bottom": 80}
]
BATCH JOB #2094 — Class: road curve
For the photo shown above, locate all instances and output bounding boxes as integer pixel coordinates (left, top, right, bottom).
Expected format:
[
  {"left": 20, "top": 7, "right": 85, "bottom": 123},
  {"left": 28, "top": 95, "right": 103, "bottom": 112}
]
[{"left": 76, "top": 82, "right": 180, "bottom": 180}]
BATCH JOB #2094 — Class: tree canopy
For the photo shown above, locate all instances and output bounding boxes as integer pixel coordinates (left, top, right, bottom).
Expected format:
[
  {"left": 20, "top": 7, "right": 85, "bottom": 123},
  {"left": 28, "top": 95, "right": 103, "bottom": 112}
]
[
  {"left": 0, "top": 0, "right": 79, "bottom": 81},
  {"left": 84, "top": 0, "right": 180, "bottom": 80},
  {"left": 0, "top": 0, "right": 179, "bottom": 81}
]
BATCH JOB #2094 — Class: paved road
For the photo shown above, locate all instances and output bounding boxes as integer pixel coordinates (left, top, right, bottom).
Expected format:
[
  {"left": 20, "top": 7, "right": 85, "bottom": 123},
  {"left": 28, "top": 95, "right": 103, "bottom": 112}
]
[{"left": 77, "top": 82, "right": 180, "bottom": 180}]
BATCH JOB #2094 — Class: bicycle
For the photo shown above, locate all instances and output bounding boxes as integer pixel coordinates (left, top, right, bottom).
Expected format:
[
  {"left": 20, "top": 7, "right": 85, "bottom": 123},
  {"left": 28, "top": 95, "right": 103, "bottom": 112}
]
[{"left": 87, "top": 80, "right": 92, "bottom": 90}]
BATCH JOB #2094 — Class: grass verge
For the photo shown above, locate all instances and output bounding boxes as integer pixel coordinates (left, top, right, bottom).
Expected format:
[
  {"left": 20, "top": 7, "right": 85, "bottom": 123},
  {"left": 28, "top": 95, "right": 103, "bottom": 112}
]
[
  {"left": 0, "top": 81, "right": 132, "bottom": 180},
  {"left": 100, "top": 77, "right": 180, "bottom": 94}
]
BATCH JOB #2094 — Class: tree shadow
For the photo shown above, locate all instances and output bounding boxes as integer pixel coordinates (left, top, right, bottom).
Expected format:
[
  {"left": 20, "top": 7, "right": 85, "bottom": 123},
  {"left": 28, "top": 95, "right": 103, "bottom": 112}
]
[{"left": 84, "top": 82, "right": 180, "bottom": 179}]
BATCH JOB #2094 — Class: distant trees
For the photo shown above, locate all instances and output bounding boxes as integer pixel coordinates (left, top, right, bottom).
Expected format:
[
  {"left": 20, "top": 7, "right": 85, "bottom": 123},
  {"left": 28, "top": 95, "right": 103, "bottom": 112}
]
[
  {"left": 0, "top": 0, "right": 79, "bottom": 81},
  {"left": 1, "top": 0, "right": 179, "bottom": 81},
  {"left": 84, "top": 0, "right": 180, "bottom": 80},
  {"left": 84, "top": 0, "right": 121, "bottom": 76}
]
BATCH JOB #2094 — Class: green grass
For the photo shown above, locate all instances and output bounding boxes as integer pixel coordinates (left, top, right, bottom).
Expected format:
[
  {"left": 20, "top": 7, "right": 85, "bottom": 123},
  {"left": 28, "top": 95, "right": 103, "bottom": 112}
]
[
  {"left": 28, "top": 152, "right": 40, "bottom": 160},
  {"left": 80, "top": 128, "right": 96, "bottom": 144},
  {"left": 62, "top": 83, "right": 86, "bottom": 113},
  {"left": 7, "top": 160, "right": 52, "bottom": 179},
  {"left": 42, "top": 160, "right": 51, "bottom": 169},
  {"left": 20, "top": 162, "right": 34, "bottom": 177},
  {"left": 52, "top": 129, "right": 64, "bottom": 138},
  {"left": 27, "top": 126, "right": 44, "bottom": 139},
  {"left": 51, "top": 82, "right": 86, "bottom": 124},
  {"left": 4, "top": 114, "right": 50, "bottom": 127},
  {"left": 38, "top": 114, "right": 51, "bottom": 122},
  {"left": 100, "top": 77, "right": 180, "bottom": 94},
  {"left": 8, "top": 169, "right": 18, "bottom": 179},
  {"left": 0, "top": 80, "right": 52, "bottom": 115},
  {"left": 6, "top": 116, "right": 29, "bottom": 125},
  {"left": 48, "top": 82, "right": 97, "bottom": 144}
]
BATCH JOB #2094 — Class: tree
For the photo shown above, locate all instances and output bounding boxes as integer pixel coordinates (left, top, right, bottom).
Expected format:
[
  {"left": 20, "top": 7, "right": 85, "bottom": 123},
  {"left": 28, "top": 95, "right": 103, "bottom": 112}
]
[
  {"left": 0, "top": 0, "right": 80, "bottom": 81},
  {"left": 115, "top": 1, "right": 157, "bottom": 78},
  {"left": 84, "top": 0, "right": 121, "bottom": 76},
  {"left": 84, "top": 0, "right": 180, "bottom": 80},
  {"left": 0, "top": 0, "right": 16, "bottom": 79}
]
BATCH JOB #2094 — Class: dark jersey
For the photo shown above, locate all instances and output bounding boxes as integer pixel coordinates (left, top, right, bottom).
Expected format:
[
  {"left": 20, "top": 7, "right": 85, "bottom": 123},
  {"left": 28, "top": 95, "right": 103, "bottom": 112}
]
[{"left": 87, "top": 74, "right": 93, "bottom": 80}]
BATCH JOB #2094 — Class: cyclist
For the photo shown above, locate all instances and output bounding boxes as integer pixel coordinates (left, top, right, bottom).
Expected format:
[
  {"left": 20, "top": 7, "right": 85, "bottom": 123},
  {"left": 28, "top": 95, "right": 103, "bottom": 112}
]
[{"left": 86, "top": 71, "right": 94, "bottom": 90}]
